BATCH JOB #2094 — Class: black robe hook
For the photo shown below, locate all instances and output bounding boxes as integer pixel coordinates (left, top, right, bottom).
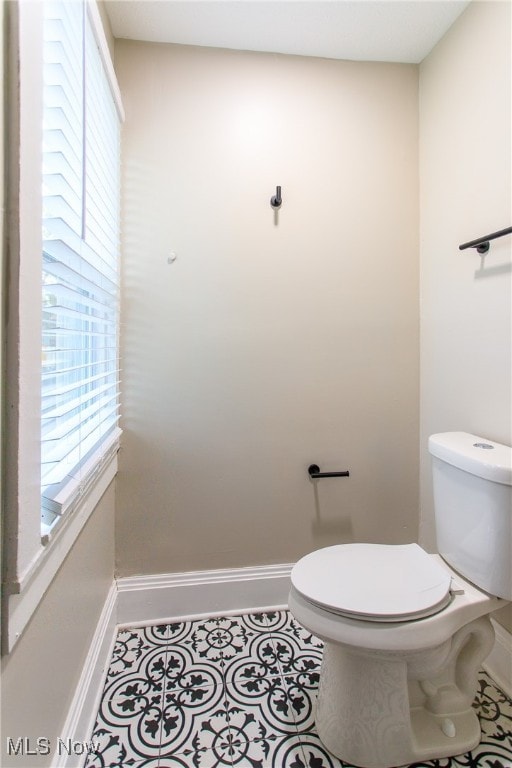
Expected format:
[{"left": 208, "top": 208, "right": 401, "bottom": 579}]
[{"left": 270, "top": 186, "right": 282, "bottom": 209}]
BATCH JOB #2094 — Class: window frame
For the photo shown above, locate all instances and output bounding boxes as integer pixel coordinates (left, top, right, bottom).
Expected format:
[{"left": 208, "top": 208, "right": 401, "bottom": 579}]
[{"left": 3, "top": 0, "right": 124, "bottom": 655}]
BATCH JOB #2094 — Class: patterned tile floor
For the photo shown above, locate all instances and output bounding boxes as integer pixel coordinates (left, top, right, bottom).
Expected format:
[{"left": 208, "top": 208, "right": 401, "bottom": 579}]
[{"left": 85, "top": 610, "right": 512, "bottom": 768}]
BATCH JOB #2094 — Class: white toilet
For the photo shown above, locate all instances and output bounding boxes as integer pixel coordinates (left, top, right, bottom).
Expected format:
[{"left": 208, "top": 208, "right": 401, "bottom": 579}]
[{"left": 289, "top": 432, "right": 512, "bottom": 768}]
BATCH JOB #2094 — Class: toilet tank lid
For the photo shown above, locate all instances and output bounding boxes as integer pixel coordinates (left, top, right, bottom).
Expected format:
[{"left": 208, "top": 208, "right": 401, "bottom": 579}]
[{"left": 429, "top": 432, "right": 512, "bottom": 486}]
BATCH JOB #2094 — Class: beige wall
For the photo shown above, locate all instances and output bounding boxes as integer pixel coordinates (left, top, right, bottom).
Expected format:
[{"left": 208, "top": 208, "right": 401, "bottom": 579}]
[
  {"left": 1, "top": 484, "right": 116, "bottom": 768},
  {"left": 419, "top": 1, "right": 512, "bottom": 629},
  {"left": 115, "top": 41, "right": 420, "bottom": 577}
]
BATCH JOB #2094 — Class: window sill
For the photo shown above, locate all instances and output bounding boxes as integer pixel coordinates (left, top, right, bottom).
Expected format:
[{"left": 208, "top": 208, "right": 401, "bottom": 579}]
[
  {"left": 41, "top": 429, "right": 122, "bottom": 543},
  {"left": 3, "top": 448, "right": 119, "bottom": 655}
]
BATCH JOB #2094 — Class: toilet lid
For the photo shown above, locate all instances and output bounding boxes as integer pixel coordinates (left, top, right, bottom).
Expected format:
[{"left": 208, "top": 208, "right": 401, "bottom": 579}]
[{"left": 291, "top": 543, "right": 452, "bottom": 622}]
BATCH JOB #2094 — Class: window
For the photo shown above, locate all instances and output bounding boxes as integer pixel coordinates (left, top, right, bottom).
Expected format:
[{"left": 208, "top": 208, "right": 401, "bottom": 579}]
[
  {"left": 41, "top": 0, "right": 121, "bottom": 535},
  {"left": 3, "top": 0, "right": 123, "bottom": 652}
]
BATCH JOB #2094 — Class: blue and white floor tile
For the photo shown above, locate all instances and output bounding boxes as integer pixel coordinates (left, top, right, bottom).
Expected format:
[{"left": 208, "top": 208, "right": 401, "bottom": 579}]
[{"left": 86, "top": 610, "right": 512, "bottom": 768}]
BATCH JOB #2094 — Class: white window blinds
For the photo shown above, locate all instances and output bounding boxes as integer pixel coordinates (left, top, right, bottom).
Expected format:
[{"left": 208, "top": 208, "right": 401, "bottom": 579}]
[{"left": 41, "top": 0, "right": 121, "bottom": 532}]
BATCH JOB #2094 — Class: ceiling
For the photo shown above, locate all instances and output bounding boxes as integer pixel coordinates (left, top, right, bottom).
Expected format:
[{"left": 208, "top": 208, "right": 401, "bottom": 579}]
[{"left": 104, "top": 0, "right": 470, "bottom": 64}]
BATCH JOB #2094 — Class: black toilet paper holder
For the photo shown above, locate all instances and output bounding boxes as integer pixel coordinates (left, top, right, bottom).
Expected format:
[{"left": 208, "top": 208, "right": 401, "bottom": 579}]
[{"left": 308, "top": 464, "right": 350, "bottom": 479}]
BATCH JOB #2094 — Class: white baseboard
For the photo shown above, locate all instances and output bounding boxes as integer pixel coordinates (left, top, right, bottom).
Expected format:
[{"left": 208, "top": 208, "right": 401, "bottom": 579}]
[
  {"left": 116, "top": 562, "right": 293, "bottom": 627},
  {"left": 57, "top": 583, "right": 118, "bottom": 768},
  {"left": 483, "top": 617, "right": 512, "bottom": 698}
]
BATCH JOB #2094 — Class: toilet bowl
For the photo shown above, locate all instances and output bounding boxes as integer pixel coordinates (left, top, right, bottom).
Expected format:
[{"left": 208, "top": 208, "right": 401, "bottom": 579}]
[
  {"left": 289, "top": 433, "right": 512, "bottom": 768},
  {"left": 290, "top": 547, "right": 504, "bottom": 768}
]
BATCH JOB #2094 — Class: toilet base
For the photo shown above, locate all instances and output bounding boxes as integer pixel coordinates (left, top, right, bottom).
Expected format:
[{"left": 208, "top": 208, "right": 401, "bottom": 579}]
[{"left": 315, "top": 616, "right": 494, "bottom": 768}]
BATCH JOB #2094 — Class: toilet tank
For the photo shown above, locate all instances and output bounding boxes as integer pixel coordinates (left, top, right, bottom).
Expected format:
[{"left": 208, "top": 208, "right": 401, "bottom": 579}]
[{"left": 429, "top": 432, "right": 512, "bottom": 600}]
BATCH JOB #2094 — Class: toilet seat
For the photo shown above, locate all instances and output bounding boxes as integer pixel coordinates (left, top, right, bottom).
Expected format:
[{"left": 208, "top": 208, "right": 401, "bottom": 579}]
[{"left": 291, "top": 543, "right": 453, "bottom": 622}]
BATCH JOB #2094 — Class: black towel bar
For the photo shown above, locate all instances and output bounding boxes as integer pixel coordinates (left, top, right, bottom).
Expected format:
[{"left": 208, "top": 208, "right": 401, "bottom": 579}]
[{"left": 459, "top": 226, "right": 512, "bottom": 254}]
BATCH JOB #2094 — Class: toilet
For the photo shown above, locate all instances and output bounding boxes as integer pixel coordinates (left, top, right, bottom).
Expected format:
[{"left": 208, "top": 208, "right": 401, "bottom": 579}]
[{"left": 289, "top": 432, "right": 512, "bottom": 768}]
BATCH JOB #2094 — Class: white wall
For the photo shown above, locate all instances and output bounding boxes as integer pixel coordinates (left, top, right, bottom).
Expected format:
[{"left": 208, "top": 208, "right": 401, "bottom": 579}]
[
  {"left": 1, "top": 485, "right": 116, "bottom": 768},
  {"left": 419, "top": 1, "right": 511, "bottom": 629},
  {"left": 115, "top": 42, "right": 420, "bottom": 577}
]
